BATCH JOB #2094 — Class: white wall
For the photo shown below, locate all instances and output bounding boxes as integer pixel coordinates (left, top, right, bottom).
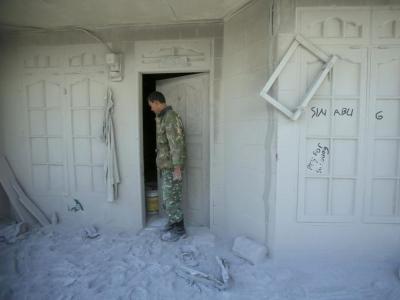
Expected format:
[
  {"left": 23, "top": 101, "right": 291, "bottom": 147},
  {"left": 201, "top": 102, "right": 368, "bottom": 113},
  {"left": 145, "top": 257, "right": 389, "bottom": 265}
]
[
  {"left": 220, "top": 0, "right": 276, "bottom": 243},
  {"left": 0, "top": 23, "right": 223, "bottom": 231}
]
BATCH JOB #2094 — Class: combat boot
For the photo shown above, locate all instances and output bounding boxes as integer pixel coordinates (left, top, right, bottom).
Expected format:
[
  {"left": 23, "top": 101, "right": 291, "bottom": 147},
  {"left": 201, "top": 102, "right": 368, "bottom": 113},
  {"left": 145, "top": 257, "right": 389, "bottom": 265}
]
[
  {"left": 161, "top": 221, "right": 175, "bottom": 233},
  {"left": 160, "top": 220, "right": 186, "bottom": 242}
]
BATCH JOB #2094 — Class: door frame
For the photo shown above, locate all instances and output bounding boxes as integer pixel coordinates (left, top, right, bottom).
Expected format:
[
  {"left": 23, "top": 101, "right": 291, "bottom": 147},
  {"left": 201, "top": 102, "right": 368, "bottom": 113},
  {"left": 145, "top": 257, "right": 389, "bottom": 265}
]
[
  {"left": 134, "top": 39, "right": 216, "bottom": 229},
  {"left": 154, "top": 73, "right": 211, "bottom": 225}
]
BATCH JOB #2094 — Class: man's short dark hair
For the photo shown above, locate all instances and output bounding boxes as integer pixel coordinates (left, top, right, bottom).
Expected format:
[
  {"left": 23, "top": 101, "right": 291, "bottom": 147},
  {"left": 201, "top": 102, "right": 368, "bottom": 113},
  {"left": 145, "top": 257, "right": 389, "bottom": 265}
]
[{"left": 147, "top": 91, "right": 166, "bottom": 103}]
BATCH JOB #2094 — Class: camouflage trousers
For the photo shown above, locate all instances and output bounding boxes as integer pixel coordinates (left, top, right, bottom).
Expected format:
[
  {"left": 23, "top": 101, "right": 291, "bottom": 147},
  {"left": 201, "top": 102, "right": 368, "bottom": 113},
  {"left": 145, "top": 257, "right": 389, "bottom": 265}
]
[{"left": 160, "top": 169, "right": 184, "bottom": 224}]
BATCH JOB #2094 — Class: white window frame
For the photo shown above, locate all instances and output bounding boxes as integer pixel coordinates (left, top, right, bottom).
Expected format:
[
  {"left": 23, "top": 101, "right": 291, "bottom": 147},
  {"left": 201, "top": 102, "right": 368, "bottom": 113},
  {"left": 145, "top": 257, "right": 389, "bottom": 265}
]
[{"left": 260, "top": 34, "right": 338, "bottom": 121}]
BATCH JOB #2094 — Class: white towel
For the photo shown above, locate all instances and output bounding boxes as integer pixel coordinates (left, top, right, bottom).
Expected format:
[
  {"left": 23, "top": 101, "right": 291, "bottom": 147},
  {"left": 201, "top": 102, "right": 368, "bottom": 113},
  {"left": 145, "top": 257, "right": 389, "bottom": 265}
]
[{"left": 101, "top": 88, "right": 120, "bottom": 202}]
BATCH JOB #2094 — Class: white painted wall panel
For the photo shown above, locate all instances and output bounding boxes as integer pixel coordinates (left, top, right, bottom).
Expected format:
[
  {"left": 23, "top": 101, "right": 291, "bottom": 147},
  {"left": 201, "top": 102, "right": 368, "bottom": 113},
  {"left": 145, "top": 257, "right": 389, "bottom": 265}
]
[
  {"left": 31, "top": 138, "right": 47, "bottom": 164},
  {"left": 297, "top": 8, "right": 370, "bottom": 44},
  {"left": 32, "top": 165, "right": 49, "bottom": 191},
  {"left": 365, "top": 46, "right": 400, "bottom": 224},
  {"left": 331, "top": 179, "right": 355, "bottom": 216},
  {"left": 221, "top": 0, "right": 274, "bottom": 243},
  {"left": 372, "top": 8, "right": 400, "bottom": 44},
  {"left": 49, "top": 165, "right": 65, "bottom": 192},
  {"left": 72, "top": 111, "right": 90, "bottom": 136}
]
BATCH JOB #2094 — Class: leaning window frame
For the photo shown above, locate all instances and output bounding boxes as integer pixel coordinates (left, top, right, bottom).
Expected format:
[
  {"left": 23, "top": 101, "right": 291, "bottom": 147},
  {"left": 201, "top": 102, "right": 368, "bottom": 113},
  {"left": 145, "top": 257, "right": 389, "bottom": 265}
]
[{"left": 260, "top": 34, "right": 338, "bottom": 121}]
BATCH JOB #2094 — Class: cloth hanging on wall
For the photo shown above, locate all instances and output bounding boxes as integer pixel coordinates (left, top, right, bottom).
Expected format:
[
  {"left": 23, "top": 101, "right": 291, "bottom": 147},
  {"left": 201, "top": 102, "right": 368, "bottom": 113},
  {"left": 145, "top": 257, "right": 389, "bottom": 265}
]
[{"left": 101, "top": 88, "right": 120, "bottom": 202}]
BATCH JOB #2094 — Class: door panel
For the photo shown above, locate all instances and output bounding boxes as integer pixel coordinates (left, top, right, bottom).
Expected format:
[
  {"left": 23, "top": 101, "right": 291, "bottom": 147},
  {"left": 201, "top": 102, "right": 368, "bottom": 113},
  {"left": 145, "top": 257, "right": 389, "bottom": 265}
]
[
  {"left": 24, "top": 75, "right": 67, "bottom": 195},
  {"left": 365, "top": 48, "right": 400, "bottom": 223},
  {"left": 20, "top": 45, "right": 108, "bottom": 204},
  {"left": 65, "top": 73, "right": 108, "bottom": 198},
  {"left": 372, "top": 8, "right": 400, "bottom": 44},
  {"left": 156, "top": 73, "right": 210, "bottom": 226},
  {"left": 297, "top": 46, "right": 367, "bottom": 222}
]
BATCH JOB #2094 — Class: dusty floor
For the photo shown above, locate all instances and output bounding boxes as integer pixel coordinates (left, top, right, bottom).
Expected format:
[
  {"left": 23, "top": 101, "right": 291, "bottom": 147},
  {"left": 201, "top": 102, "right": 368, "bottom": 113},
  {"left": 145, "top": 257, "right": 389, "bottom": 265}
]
[{"left": 1, "top": 221, "right": 400, "bottom": 300}]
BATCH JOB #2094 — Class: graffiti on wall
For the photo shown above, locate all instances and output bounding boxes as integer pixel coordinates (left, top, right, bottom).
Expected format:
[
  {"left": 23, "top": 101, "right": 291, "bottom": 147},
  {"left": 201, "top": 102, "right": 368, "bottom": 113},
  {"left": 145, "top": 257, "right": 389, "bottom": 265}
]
[{"left": 307, "top": 143, "right": 330, "bottom": 174}]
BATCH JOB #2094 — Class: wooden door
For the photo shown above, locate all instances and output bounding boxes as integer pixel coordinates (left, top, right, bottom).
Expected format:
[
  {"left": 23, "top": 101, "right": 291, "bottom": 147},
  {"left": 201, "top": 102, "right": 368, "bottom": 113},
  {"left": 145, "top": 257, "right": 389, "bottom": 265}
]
[{"left": 156, "top": 73, "right": 210, "bottom": 226}]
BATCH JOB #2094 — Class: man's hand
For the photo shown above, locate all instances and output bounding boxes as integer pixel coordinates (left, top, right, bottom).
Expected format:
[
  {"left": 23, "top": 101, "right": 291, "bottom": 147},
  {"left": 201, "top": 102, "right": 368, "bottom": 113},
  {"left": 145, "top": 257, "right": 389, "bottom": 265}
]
[{"left": 173, "top": 166, "right": 182, "bottom": 181}]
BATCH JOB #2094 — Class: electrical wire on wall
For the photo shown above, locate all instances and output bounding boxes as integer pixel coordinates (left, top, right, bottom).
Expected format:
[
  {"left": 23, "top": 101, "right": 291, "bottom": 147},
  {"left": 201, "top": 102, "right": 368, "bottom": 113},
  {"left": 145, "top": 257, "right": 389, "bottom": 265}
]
[
  {"left": 0, "top": 23, "right": 115, "bottom": 53},
  {"left": 0, "top": 22, "right": 124, "bottom": 81}
]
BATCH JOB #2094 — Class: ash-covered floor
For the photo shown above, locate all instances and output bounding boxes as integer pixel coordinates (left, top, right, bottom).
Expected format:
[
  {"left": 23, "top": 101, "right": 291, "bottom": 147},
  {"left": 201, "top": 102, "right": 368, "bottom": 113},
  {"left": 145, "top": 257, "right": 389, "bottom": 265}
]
[{"left": 1, "top": 221, "right": 400, "bottom": 300}]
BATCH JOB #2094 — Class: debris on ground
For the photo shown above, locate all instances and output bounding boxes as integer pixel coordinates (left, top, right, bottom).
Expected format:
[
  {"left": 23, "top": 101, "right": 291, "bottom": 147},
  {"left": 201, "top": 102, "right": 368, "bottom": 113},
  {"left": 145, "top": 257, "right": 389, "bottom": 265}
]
[
  {"left": 68, "top": 199, "right": 84, "bottom": 212},
  {"left": 192, "top": 231, "right": 216, "bottom": 247},
  {"left": 176, "top": 256, "right": 230, "bottom": 291},
  {"left": 0, "top": 222, "right": 29, "bottom": 244},
  {"left": 178, "top": 245, "right": 199, "bottom": 267},
  {"left": 1, "top": 226, "right": 399, "bottom": 300},
  {"left": 81, "top": 225, "right": 100, "bottom": 240}
]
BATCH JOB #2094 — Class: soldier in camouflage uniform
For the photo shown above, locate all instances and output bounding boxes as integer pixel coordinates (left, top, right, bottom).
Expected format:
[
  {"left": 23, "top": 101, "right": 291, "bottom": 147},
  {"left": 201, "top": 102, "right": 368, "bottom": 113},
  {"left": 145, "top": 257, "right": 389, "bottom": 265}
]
[{"left": 147, "top": 91, "right": 186, "bottom": 242}]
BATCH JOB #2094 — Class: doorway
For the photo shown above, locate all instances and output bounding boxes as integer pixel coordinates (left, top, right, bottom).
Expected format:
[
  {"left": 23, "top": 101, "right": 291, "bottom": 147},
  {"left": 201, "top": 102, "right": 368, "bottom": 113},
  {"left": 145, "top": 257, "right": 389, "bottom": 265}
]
[{"left": 142, "top": 72, "right": 210, "bottom": 227}]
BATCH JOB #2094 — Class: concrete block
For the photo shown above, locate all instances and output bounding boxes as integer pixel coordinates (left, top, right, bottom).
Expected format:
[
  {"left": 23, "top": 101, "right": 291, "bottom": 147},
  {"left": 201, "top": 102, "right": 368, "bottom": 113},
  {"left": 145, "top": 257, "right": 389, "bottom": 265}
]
[{"left": 232, "top": 236, "right": 268, "bottom": 265}]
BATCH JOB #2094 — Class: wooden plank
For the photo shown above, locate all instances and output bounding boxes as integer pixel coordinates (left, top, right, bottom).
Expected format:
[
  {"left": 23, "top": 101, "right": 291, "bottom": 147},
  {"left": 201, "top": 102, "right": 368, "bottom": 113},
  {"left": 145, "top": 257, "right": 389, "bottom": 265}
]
[
  {"left": 0, "top": 158, "right": 35, "bottom": 224},
  {"left": 260, "top": 33, "right": 338, "bottom": 121},
  {"left": 295, "top": 34, "right": 330, "bottom": 62},
  {"left": 262, "top": 94, "right": 295, "bottom": 120},
  {"left": 260, "top": 39, "right": 299, "bottom": 95},
  {"left": 0, "top": 156, "right": 50, "bottom": 226},
  {"left": 11, "top": 183, "right": 50, "bottom": 226}
]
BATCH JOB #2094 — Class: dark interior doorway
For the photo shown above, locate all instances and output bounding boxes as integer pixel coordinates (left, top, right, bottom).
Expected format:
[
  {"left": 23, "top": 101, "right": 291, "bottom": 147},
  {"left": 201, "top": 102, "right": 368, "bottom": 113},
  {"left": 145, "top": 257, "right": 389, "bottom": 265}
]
[{"left": 142, "top": 72, "right": 199, "bottom": 223}]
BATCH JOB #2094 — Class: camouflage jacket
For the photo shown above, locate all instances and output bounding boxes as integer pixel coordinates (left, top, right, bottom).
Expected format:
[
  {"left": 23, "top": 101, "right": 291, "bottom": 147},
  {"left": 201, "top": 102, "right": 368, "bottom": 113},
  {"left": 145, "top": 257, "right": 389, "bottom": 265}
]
[{"left": 155, "top": 106, "right": 186, "bottom": 170}]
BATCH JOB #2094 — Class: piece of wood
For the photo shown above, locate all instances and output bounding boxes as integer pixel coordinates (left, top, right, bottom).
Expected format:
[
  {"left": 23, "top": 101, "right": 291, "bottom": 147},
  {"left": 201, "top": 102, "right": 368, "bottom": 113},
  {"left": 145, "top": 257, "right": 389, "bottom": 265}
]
[
  {"left": 0, "top": 158, "right": 35, "bottom": 224},
  {"left": 260, "top": 39, "right": 300, "bottom": 95},
  {"left": 295, "top": 34, "right": 330, "bottom": 62},
  {"left": 176, "top": 256, "right": 230, "bottom": 290},
  {"left": 12, "top": 183, "right": 50, "bottom": 226},
  {"left": 260, "top": 34, "right": 338, "bottom": 121},
  {"left": 0, "top": 222, "right": 29, "bottom": 243},
  {"left": 263, "top": 94, "right": 296, "bottom": 120},
  {"left": 0, "top": 156, "right": 50, "bottom": 226}
]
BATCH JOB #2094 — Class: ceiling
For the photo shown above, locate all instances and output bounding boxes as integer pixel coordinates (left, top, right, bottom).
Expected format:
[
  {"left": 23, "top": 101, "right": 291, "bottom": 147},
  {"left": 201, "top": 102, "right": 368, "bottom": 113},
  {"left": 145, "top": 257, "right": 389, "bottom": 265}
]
[{"left": 0, "top": 0, "right": 254, "bottom": 29}]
